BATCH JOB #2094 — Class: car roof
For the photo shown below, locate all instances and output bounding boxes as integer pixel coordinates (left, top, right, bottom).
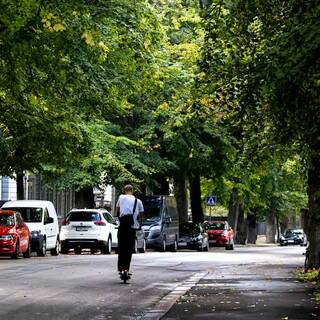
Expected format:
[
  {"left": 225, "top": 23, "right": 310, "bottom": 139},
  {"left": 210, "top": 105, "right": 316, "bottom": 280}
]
[
  {"left": 206, "top": 220, "right": 227, "bottom": 224},
  {"left": 2, "top": 200, "right": 53, "bottom": 208},
  {"left": 70, "top": 208, "right": 109, "bottom": 213}
]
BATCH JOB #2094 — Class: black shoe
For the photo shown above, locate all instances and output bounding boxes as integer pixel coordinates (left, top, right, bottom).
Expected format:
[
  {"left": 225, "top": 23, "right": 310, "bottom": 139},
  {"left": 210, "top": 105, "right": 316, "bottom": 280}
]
[{"left": 119, "top": 270, "right": 130, "bottom": 280}]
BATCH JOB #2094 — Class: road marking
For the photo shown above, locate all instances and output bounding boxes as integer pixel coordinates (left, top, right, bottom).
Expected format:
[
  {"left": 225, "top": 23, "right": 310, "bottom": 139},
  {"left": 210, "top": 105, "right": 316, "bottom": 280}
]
[{"left": 141, "top": 271, "right": 207, "bottom": 320}]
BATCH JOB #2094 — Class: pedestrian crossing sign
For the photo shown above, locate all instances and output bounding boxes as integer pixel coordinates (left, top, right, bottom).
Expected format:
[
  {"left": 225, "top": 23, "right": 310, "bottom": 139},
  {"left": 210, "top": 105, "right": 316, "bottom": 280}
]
[{"left": 206, "top": 195, "right": 217, "bottom": 206}]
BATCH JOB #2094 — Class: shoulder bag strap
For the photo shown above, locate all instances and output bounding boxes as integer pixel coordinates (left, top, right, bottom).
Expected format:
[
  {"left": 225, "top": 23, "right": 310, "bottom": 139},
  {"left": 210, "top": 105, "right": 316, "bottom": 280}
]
[{"left": 132, "top": 198, "right": 138, "bottom": 215}]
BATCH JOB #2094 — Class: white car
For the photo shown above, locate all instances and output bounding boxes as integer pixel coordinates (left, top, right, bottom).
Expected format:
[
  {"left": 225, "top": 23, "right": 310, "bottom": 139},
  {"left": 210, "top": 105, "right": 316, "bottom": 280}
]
[
  {"left": 59, "top": 209, "right": 118, "bottom": 254},
  {"left": 2, "top": 200, "right": 60, "bottom": 256}
]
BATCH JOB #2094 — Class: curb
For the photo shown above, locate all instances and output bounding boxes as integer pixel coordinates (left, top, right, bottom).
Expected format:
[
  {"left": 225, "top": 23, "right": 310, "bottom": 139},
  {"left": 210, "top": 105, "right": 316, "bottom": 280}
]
[{"left": 141, "top": 271, "right": 207, "bottom": 320}]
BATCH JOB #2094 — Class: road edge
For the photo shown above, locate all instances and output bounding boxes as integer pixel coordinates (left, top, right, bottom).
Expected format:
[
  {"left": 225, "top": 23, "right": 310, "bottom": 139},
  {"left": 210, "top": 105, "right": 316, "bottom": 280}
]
[{"left": 141, "top": 271, "right": 208, "bottom": 320}]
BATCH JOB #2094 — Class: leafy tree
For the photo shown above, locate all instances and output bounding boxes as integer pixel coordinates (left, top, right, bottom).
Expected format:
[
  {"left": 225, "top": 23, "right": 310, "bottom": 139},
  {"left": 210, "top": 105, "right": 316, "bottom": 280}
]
[
  {"left": 200, "top": 0, "right": 319, "bottom": 263},
  {"left": 141, "top": 0, "right": 233, "bottom": 223},
  {"left": 0, "top": 0, "right": 165, "bottom": 201}
]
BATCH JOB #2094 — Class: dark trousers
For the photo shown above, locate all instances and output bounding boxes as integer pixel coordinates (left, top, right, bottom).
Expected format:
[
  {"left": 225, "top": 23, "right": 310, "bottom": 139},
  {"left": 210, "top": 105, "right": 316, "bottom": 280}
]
[{"left": 117, "top": 215, "right": 136, "bottom": 272}]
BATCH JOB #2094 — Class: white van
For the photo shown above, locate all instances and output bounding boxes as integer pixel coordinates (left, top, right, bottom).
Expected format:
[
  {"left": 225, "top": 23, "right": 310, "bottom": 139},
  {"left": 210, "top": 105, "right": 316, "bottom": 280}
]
[{"left": 2, "top": 200, "right": 60, "bottom": 256}]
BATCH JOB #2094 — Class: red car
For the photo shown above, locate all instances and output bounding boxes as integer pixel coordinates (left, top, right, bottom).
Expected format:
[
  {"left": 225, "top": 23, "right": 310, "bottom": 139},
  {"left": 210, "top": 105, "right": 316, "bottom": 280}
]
[
  {"left": 204, "top": 220, "right": 234, "bottom": 250},
  {"left": 0, "top": 209, "right": 31, "bottom": 259}
]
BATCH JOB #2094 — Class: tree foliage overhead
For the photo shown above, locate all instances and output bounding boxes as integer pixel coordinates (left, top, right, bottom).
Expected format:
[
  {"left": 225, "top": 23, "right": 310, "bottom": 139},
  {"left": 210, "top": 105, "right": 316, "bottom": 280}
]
[
  {"left": 200, "top": 0, "right": 319, "bottom": 264},
  {"left": 0, "top": 0, "right": 164, "bottom": 187}
]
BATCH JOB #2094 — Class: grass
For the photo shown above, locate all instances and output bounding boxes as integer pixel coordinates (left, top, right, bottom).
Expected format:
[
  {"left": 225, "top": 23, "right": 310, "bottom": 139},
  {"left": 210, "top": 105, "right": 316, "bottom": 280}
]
[{"left": 296, "top": 268, "right": 320, "bottom": 304}]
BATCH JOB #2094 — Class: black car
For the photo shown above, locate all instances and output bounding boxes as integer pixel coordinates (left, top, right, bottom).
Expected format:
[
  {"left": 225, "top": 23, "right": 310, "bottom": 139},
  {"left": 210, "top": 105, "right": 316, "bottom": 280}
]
[
  {"left": 178, "top": 222, "right": 209, "bottom": 251},
  {"left": 280, "top": 229, "right": 307, "bottom": 246}
]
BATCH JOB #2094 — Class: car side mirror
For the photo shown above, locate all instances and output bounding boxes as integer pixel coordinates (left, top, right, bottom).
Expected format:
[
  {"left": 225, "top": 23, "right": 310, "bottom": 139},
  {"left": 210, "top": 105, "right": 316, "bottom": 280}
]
[{"left": 45, "top": 217, "right": 54, "bottom": 225}]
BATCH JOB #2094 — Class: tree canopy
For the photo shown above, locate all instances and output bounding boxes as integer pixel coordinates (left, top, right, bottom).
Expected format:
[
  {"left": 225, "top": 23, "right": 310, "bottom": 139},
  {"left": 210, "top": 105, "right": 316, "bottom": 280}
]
[{"left": 1, "top": 0, "right": 318, "bottom": 264}]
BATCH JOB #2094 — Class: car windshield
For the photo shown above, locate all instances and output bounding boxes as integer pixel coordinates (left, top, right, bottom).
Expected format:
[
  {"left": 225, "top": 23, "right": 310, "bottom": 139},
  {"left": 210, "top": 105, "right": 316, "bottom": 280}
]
[
  {"left": 9, "top": 207, "right": 42, "bottom": 223},
  {"left": 180, "top": 223, "right": 200, "bottom": 236},
  {"left": 285, "top": 229, "right": 303, "bottom": 236},
  {"left": 0, "top": 214, "right": 15, "bottom": 226},
  {"left": 68, "top": 211, "right": 101, "bottom": 222},
  {"left": 207, "top": 222, "right": 225, "bottom": 230},
  {"left": 143, "top": 198, "right": 162, "bottom": 223},
  {"left": 144, "top": 207, "right": 161, "bottom": 223}
]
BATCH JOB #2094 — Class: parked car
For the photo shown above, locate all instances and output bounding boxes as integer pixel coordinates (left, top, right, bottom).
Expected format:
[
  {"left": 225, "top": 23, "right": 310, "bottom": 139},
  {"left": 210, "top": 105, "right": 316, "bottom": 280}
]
[
  {"left": 178, "top": 222, "right": 209, "bottom": 251},
  {"left": 204, "top": 220, "right": 234, "bottom": 250},
  {"left": 280, "top": 228, "right": 307, "bottom": 246},
  {"left": 2, "top": 200, "right": 60, "bottom": 256},
  {"left": 60, "top": 208, "right": 119, "bottom": 254},
  {"left": 0, "top": 209, "right": 31, "bottom": 259},
  {"left": 142, "top": 196, "right": 179, "bottom": 252},
  {"left": 133, "top": 229, "right": 147, "bottom": 254}
]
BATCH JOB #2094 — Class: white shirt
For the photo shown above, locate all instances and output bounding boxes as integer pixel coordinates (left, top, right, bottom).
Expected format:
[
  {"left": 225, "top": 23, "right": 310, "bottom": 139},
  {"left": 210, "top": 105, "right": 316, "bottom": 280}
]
[{"left": 116, "top": 194, "right": 144, "bottom": 228}]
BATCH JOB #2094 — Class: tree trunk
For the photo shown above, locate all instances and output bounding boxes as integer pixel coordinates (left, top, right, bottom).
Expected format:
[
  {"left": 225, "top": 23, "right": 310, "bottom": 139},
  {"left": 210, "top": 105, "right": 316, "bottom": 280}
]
[
  {"left": 301, "top": 208, "right": 309, "bottom": 234},
  {"left": 16, "top": 172, "right": 25, "bottom": 200},
  {"left": 266, "top": 211, "right": 276, "bottom": 243},
  {"left": 247, "top": 212, "right": 257, "bottom": 244},
  {"left": 236, "top": 205, "right": 247, "bottom": 244},
  {"left": 228, "top": 187, "right": 240, "bottom": 239},
  {"left": 75, "top": 186, "right": 95, "bottom": 209},
  {"left": 306, "top": 154, "right": 320, "bottom": 268},
  {"left": 173, "top": 173, "right": 188, "bottom": 224},
  {"left": 189, "top": 174, "right": 204, "bottom": 223}
]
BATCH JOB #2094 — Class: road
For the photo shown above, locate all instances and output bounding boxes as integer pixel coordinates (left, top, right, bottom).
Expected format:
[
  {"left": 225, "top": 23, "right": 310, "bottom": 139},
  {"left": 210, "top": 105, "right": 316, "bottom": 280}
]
[{"left": 0, "top": 246, "right": 314, "bottom": 320}]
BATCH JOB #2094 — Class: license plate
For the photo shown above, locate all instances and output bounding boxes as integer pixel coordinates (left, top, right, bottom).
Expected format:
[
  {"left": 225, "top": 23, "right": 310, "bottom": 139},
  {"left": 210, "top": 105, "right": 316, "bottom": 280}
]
[
  {"left": 209, "top": 240, "right": 216, "bottom": 243},
  {"left": 288, "top": 240, "right": 294, "bottom": 243},
  {"left": 179, "top": 242, "right": 187, "bottom": 246},
  {"left": 76, "top": 227, "right": 89, "bottom": 231}
]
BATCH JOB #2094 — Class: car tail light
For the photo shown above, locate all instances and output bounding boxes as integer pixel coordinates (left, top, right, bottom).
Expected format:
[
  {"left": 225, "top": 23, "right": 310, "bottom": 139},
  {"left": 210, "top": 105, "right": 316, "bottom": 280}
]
[
  {"left": 61, "top": 218, "right": 70, "bottom": 225},
  {"left": 94, "top": 220, "right": 106, "bottom": 226}
]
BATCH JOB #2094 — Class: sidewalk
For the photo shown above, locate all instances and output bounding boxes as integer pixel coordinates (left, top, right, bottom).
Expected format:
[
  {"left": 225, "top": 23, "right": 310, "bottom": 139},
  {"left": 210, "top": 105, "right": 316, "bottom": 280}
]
[{"left": 161, "top": 263, "right": 320, "bottom": 320}]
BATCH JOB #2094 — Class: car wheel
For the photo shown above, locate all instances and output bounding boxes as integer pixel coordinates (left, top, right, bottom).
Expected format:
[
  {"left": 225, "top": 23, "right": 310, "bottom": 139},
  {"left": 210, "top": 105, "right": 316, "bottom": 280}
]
[
  {"left": 60, "top": 242, "right": 69, "bottom": 254},
  {"left": 74, "top": 247, "right": 82, "bottom": 255},
  {"left": 90, "top": 248, "right": 97, "bottom": 254},
  {"left": 133, "top": 239, "right": 138, "bottom": 254},
  {"left": 51, "top": 238, "right": 60, "bottom": 256},
  {"left": 160, "top": 238, "right": 166, "bottom": 252},
  {"left": 37, "top": 238, "right": 47, "bottom": 257},
  {"left": 11, "top": 240, "right": 20, "bottom": 259},
  {"left": 170, "top": 239, "right": 178, "bottom": 252},
  {"left": 226, "top": 240, "right": 234, "bottom": 250},
  {"left": 23, "top": 241, "right": 32, "bottom": 258},
  {"left": 101, "top": 237, "right": 112, "bottom": 254},
  {"left": 138, "top": 239, "right": 146, "bottom": 253}
]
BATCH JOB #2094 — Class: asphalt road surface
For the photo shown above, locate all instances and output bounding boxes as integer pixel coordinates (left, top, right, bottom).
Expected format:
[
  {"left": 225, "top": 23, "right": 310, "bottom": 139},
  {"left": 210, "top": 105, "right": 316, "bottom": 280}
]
[{"left": 0, "top": 245, "right": 316, "bottom": 320}]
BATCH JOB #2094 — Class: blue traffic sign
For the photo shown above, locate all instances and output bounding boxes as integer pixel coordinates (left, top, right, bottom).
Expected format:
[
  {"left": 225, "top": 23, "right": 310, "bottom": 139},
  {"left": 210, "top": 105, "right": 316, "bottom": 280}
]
[{"left": 206, "top": 195, "right": 217, "bottom": 206}]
